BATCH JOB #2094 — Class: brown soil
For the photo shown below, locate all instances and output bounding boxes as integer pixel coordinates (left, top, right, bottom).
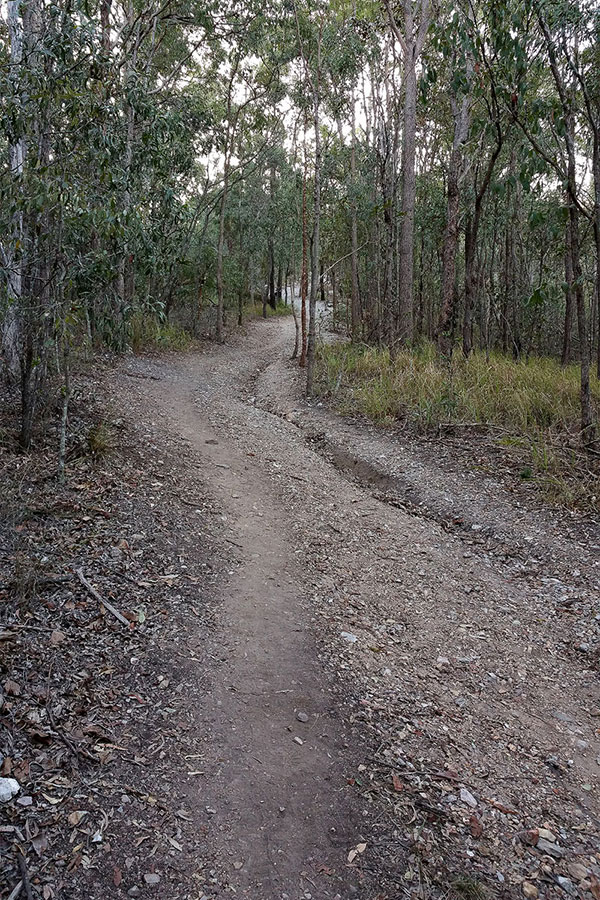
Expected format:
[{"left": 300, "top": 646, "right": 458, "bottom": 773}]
[{"left": 2, "top": 313, "right": 599, "bottom": 900}]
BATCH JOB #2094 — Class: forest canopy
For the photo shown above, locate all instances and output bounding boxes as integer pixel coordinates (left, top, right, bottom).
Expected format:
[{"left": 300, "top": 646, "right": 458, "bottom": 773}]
[{"left": 1, "top": 0, "right": 599, "bottom": 448}]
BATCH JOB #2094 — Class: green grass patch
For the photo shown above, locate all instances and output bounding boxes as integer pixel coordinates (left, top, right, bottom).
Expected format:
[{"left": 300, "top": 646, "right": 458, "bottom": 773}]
[
  {"left": 130, "top": 315, "right": 193, "bottom": 352},
  {"left": 248, "top": 301, "right": 293, "bottom": 319},
  {"left": 316, "top": 341, "right": 600, "bottom": 510}
]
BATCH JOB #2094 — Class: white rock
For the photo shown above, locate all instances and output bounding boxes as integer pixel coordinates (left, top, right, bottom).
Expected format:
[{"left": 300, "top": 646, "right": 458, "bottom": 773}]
[
  {"left": 0, "top": 778, "right": 20, "bottom": 803},
  {"left": 341, "top": 631, "right": 357, "bottom": 643},
  {"left": 459, "top": 787, "right": 477, "bottom": 808}
]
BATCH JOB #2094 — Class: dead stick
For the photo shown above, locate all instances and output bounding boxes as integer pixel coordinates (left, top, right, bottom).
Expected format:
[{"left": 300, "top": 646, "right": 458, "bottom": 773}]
[
  {"left": 75, "top": 568, "right": 130, "bottom": 627},
  {"left": 17, "top": 854, "right": 33, "bottom": 900},
  {"left": 7, "top": 881, "right": 23, "bottom": 900}
]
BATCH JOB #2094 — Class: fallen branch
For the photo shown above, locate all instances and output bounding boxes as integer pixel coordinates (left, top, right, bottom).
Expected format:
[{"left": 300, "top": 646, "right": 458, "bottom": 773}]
[
  {"left": 17, "top": 853, "right": 33, "bottom": 900},
  {"left": 45, "top": 701, "right": 97, "bottom": 764},
  {"left": 124, "top": 371, "right": 162, "bottom": 381},
  {"left": 177, "top": 496, "right": 207, "bottom": 509},
  {"left": 7, "top": 880, "right": 23, "bottom": 900},
  {"left": 75, "top": 568, "right": 130, "bottom": 627}
]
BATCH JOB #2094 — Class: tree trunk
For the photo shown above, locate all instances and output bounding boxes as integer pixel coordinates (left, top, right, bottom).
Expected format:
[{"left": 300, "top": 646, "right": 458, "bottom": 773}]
[
  {"left": 350, "top": 92, "right": 360, "bottom": 341},
  {"left": 216, "top": 157, "right": 229, "bottom": 342},
  {"left": 438, "top": 88, "right": 470, "bottom": 357},
  {"left": 331, "top": 265, "right": 338, "bottom": 326},
  {"left": 594, "top": 132, "right": 600, "bottom": 378},
  {"left": 561, "top": 215, "right": 574, "bottom": 366},
  {"left": 299, "top": 152, "right": 308, "bottom": 367},
  {"left": 397, "top": 56, "right": 417, "bottom": 344},
  {"left": 463, "top": 138, "right": 503, "bottom": 357},
  {"left": 2, "top": 0, "right": 26, "bottom": 381},
  {"left": 306, "top": 33, "right": 322, "bottom": 397}
]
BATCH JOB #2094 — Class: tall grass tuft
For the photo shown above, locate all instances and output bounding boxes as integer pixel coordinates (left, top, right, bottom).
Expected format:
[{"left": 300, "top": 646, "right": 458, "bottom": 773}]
[
  {"left": 316, "top": 341, "right": 600, "bottom": 509},
  {"left": 130, "top": 315, "right": 192, "bottom": 352}
]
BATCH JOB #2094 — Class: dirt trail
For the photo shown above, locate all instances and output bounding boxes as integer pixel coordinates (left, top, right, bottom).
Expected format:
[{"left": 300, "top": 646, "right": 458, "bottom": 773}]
[
  {"left": 127, "top": 334, "right": 368, "bottom": 900},
  {"left": 120, "top": 314, "right": 600, "bottom": 899}
]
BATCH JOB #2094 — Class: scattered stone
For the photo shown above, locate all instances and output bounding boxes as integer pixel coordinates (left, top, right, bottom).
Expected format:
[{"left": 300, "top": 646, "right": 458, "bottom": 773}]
[
  {"left": 144, "top": 873, "right": 160, "bottom": 885},
  {"left": 0, "top": 777, "right": 20, "bottom": 803},
  {"left": 519, "top": 829, "right": 539, "bottom": 846},
  {"left": 522, "top": 882, "right": 538, "bottom": 899},
  {"left": 296, "top": 711, "right": 309, "bottom": 723},
  {"left": 536, "top": 838, "right": 563, "bottom": 858},
  {"left": 3, "top": 679, "right": 21, "bottom": 697},
  {"left": 293, "top": 736, "right": 303, "bottom": 745},
  {"left": 16, "top": 796, "right": 33, "bottom": 807},
  {"left": 459, "top": 787, "right": 477, "bottom": 808},
  {"left": 537, "top": 828, "right": 556, "bottom": 843},
  {"left": 341, "top": 631, "right": 357, "bottom": 643},
  {"left": 556, "top": 876, "right": 575, "bottom": 894},
  {"left": 233, "top": 861, "right": 243, "bottom": 870},
  {"left": 127, "top": 889, "right": 141, "bottom": 898},
  {"left": 567, "top": 862, "right": 589, "bottom": 881}
]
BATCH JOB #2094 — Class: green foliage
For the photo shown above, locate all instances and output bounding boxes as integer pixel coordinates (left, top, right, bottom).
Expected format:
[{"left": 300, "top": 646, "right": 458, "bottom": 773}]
[
  {"left": 316, "top": 342, "right": 600, "bottom": 509},
  {"left": 129, "top": 316, "right": 193, "bottom": 352}
]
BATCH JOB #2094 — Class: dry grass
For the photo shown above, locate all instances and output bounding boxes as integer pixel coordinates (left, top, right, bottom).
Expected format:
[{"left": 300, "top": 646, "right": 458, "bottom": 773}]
[
  {"left": 316, "top": 342, "right": 600, "bottom": 510},
  {"left": 248, "top": 301, "right": 293, "bottom": 319},
  {"left": 129, "top": 315, "right": 193, "bottom": 352}
]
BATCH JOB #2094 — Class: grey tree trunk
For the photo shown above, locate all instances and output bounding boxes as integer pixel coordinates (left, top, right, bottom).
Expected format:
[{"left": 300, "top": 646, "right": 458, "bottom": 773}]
[
  {"left": 561, "top": 215, "right": 574, "bottom": 366},
  {"left": 216, "top": 157, "right": 230, "bottom": 343},
  {"left": 2, "top": 0, "right": 26, "bottom": 380},
  {"left": 397, "top": 53, "right": 417, "bottom": 344},
  {"left": 385, "top": 0, "right": 432, "bottom": 345},
  {"left": 594, "top": 134, "right": 600, "bottom": 378},
  {"left": 306, "top": 32, "right": 322, "bottom": 397},
  {"left": 437, "top": 88, "right": 470, "bottom": 356},
  {"left": 350, "top": 92, "right": 360, "bottom": 341}
]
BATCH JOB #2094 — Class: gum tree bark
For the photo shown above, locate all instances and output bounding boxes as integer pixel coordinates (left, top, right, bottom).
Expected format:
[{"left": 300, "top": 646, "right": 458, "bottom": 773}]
[{"left": 384, "top": 0, "right": 432, "bottom": 345}]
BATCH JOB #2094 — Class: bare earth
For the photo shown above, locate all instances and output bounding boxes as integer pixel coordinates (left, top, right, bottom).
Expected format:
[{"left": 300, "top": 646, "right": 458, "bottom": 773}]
[{"left": 115, "top": 313, "right": 600, "bottom": 900}]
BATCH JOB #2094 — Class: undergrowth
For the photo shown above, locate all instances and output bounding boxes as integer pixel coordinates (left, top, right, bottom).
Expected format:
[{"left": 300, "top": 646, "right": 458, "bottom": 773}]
[
  {"left": 248, "top": 301, "right": 293, "bottom": 319},
  {"left": 130, "top": 315, "right": 193, "bottom": 351},
  {"left": 316, "top": 342, "right": 600, "bottom": 511}
]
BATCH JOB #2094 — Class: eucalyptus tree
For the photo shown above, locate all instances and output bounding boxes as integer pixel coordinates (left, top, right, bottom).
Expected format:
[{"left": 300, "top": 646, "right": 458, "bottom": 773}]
[{"left": 384, "top": 0, "right": 433, "bottom": 345}]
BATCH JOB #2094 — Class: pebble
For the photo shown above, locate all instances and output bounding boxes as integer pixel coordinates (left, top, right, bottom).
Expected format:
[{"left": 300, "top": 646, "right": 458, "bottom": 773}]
[
  {"left": 127, "top": 889, "right": 141, "bottom": 898},
  {"left": 0, "top": 777, "right": 20, "bottom": 803},
  {"left": 459, "top": 787, "right": 477, "bottom": 808},
  {"left": 536, "top": 838, "right": 563, "bottom": 858},
  {"left": 522, "top": 882, "right": 538, "bottom": 899},
  {"left": 296, "top": 711, "right": 309, "bottom": 723},
  {"left": 567, "top": 862, "right": 588, "bottom": 881},
  {"left": 293, "top": 736, "right": 303, "bottom": 745},
  {"left": 341, "top": 631, "right": 357, "bottom": 643},
  {"left": 556, "top": 876, "right": 575, "bottom": 895},
  {"left": 144, "top": 873, "right": 161, "bottom": 885}
]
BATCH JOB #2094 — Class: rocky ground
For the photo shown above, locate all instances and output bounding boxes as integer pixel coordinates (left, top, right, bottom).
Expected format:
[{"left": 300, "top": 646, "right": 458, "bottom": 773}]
[{"left": 1, "top": 314, "right": 599, "bottom": 900}]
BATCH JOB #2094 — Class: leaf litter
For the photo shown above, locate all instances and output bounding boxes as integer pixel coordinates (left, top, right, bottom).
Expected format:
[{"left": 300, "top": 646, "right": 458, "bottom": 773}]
[{"left": 0, "top": 368, "right": 228, "bottom": 899}]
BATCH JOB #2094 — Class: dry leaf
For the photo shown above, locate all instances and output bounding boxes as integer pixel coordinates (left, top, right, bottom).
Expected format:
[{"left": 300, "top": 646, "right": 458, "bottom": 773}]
[
  {"left": 68, "top": 810, "right": 87, "bottom": 826},
  {"left": 469, "top": 814, "right": 483, "bottom": 838},
  {"left": 392, "top": 773, "right": 403, "bottom": 792}
]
